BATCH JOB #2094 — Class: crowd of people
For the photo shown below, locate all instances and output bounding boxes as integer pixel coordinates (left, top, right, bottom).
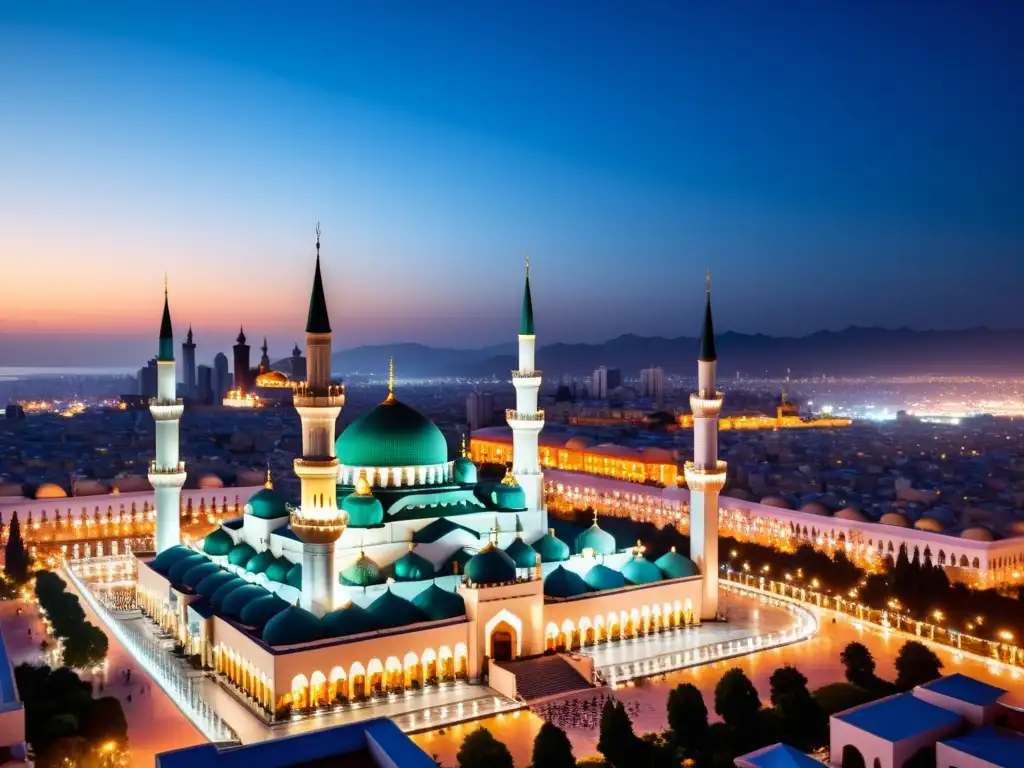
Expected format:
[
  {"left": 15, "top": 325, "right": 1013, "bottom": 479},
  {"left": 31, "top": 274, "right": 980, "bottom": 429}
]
[{"left": 529, "top": 692, "right": 642, "bottom": 731}]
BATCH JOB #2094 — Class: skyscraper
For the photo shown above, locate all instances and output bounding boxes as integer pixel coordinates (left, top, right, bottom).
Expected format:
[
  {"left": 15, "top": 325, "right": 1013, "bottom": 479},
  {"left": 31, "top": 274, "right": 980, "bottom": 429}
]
[
  {"left": 197, "top": 364, "right": 213, "bottom": 404},
  {"left": 640, "top": 366, "right": 666, "bottom": 402},
  {"left": 182, "top": 325, "right": 196, "bottom": 398},
  {"left": 466, "top": 391, "right": 495, "bottom": 430},
  {"left": 590, "top": 366, "right": 621, "bottom": 400},
  {"left": 233, "top": 328, "right": 250, "bottom": 390},
  {"left": 137, "top": 358, "right": 158, "bottom": 399},
  {"left": 213, "top": 353, "right": 230, "bottom": 402}
]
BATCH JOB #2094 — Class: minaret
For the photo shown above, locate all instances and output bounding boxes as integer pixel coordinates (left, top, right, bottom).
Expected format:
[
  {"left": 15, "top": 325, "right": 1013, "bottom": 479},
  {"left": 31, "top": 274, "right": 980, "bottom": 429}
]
[
  {"left": 684, "top": 272, "right": 726, "bottom": 619},
  {"left": 233, "top": 327, "right": 250, "bottom": 390},
  {"left": 259, "top": 337, "right": 271, "bottom": 372},
  {"left": 182, "top": 325, "right": 197, "bottom": 399},
  {"left": 148, "top": 279, "right": 186, "bottom": 553},
  {"left": 290, "top": 224, "right": 347, "bottom": 615},
  {"left": 506, "top": 254, "right": 545, "bottom": 519}
]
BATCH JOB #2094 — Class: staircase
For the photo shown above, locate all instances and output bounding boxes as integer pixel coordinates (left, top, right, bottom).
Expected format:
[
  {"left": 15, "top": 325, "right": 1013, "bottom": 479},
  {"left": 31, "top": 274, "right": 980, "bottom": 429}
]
[{"left": 496, "top": 655, "right": 594, "bottom": 702}]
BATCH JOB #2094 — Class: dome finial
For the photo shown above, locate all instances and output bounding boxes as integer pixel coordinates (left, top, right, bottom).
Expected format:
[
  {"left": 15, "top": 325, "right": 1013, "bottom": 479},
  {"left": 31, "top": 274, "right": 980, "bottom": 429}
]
[
  {"left": 593, "top": 508, "right": 599, "bottom": 527},
  {"left": 460, "top": 433, "right": 467, "bottom": 458},
  {"left": 501, "top": 464, "right": 519, "bottom": 486},
  {"left": 384, "top": 356, "right": 396, "bottom": 404},
  {"left": 515, "top": 514, "right": 523, "bottom": 537},
  {"left": 354, "top": 471, "right": 372, "bottom": 497},
  {"left": 264, "top": 461, "right": 273, "bottom": 490}
]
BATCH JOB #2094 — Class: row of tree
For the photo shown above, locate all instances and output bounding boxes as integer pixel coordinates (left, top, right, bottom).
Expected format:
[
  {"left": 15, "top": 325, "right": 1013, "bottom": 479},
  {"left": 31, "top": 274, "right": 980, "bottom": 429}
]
[
  {"left": 35, "top": 571, "right": 109, "bottom": 669},
  {"left": 1, "top": 510, "right": 32, "bottom": 597}
]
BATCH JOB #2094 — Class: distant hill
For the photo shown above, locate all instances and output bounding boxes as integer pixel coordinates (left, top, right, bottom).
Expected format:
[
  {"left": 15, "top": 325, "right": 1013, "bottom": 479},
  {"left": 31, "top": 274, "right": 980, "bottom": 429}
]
[{"left": 332, "top": 327, "right": 1024, "bottom": 378}]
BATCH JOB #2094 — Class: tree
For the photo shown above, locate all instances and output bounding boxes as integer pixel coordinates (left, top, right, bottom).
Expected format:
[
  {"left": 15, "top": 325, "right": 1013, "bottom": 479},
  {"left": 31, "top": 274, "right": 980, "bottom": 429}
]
[
  {"left": 770, "top": 666, "right": 826, "bottom": 749},
  {"left": 80, "top": 696, "right": 128, "bottom": 746},
  {"left": 531, "top": 720, "right": 575, "bottom": 768},
  {"left": 598, "top": 698, "right": 637, "bottom": 768},
  {"left": 61, "top": 622, "right": 109, "bottom": 670},
  {"left": 667, "top": 682, "right": 708, "bottom": 750},
  {"left": 839, "top": 642, "right": 876, "bottom": 688},
  {"left": 714, "top": 668, "right": 761, "bottom": 731},
  {"left": 4, "top": 510, "right": 30, "bottom": 583},
  {"left": 456, "top": 727, "right": 513, "bottom": 768},
  {"left": 895, "top": 641, "right": 943, "bottom": 690}
]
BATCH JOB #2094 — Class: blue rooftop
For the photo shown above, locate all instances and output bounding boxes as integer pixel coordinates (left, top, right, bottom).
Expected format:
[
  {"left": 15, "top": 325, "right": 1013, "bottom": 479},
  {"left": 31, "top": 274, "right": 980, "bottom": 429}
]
[
  {"left": 0, "top": 624, "right": 20, "bottom": 711},
  {"left": 942, "top": 726, "right": 1024, "bottom": 768},
  {"left": 736, "top": 743, "right": 823, "bottom": 768},
  {"left": 274, "top": 527, "right": 302, "bottom": 542},
  {"left": 222, "top": 517, "right": 244, "bottom": 530},
  {"left": 834, "top": 693, "right": 962, "bottom": 742},
  {"left": 918, "top": 673, "right": 1007, "bottom": 707}
]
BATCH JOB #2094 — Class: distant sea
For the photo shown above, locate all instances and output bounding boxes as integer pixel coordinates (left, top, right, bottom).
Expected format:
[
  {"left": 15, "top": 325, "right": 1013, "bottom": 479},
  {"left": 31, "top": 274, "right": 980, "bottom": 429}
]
[{"left": 0, "top": 367, "right": 137, "bottom": 380}]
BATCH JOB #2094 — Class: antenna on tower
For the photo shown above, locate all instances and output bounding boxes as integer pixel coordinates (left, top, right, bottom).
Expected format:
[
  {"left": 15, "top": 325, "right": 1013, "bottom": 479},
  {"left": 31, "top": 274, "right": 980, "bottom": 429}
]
[{"left": 315, "top": 222, "right": 321, "bottom": 252}]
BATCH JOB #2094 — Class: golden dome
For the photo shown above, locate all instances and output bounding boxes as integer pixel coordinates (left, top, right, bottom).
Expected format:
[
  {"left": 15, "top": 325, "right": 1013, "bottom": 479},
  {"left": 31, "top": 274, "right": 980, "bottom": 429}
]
[
  {"left": 960, "top": 526, "right": 995, "bottom": 542},
  {"left": 834, "top": 506, "right": 867, "bottom": 522},
  {"left": 880, "top": 512, "right": 911, "bottom": 528},
  {"left": 34, "top": 482, "right": 67, "bottom": 499},
  {"left": 354, "top": 472, "right": 373, "bottom": 497},
  {"left": 914, "top": 517, "right": 945, "bottom": 533},
  {"left": 255, "top": 370, "right": 290, "bottom": 387},
  {"left": 197, "top": 473, "right": 225, "bottom": 489}
]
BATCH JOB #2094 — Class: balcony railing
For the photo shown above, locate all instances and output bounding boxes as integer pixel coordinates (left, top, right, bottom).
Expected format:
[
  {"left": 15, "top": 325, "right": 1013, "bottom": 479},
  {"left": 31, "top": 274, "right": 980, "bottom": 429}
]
[
  {"left": 506, "top": 409, "right": 546, "bottom": 422},
  {"left": 148, "top": 398, "right": 184, "bottom": 408},
  {"left": 689, "top": 392, "right": 724, "bottom": 418},
  {"left": 148, "top": 461, "right": 186, "bottom": 475},
  {"left": 511, "top": 370, "right": 542, "bottom": 379}
]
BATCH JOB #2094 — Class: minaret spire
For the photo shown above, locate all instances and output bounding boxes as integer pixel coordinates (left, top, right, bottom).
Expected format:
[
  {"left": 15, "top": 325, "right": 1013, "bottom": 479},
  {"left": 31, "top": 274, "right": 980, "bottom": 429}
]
[
  {"left": 384, "top": 356, "right": 396, "bottom": 404},
  {"left": 699, "top": 269, "right": 716, "bottom": 362},
  {"left": 158, "top": 278, "right": 174, "bottom": 362},
  {"left": 520, "top": 252, "right": 535, "bottom": 336},
  {"left": 306, "top": 222, "right": 331, "bottom": 334}
]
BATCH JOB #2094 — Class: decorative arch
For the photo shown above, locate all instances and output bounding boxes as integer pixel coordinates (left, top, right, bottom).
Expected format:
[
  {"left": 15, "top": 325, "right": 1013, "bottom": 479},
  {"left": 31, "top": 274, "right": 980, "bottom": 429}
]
[
  {"left": 403, "top": 651, "right": 421, "bottom": 687},
  {"left": 454, "top": 642, "right": 468, "bottom": 678},
  {"left": 439, "top": 646, "right": 454, "bottom": 678},
  {"left": 385, "top": 656, "right": 403, "bottom": 689},
  {"left": 290, "top": 674, "right": 309, "bottom": 710},
  {"left": 367, "top": 658, "right": 384, "bottom": 694},
  {"left": 328, "top": 666, "right": 347, "bottom": 702},
  {"left": 485, "top": 609, "right": 524, "bottom": 658},
  {"left": 309, "top": 670, "right": 327, "bottom": 707}
]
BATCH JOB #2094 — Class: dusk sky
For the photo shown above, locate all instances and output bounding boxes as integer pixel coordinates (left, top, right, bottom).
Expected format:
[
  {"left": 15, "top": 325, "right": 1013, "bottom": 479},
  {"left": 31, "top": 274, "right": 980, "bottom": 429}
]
[{"left": 2, "top": 2, "right": 1023, "bottom": 367}]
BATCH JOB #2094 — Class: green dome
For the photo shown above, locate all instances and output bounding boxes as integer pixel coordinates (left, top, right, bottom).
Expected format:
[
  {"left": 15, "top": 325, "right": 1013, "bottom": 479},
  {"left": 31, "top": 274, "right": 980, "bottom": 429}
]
[
  {"left": 655, "top": 549, "right": 699, "bottom": 579},
  {"left": 341, "top": 492, "right": 384, "bottom": 527},
  {"left": 575, "top": 521, "right": 616, "bottom": 556},
  {"left": 621, "top": 557, "right": 663, "bottom": 585},
  {"left": 504, "top": 537, "right": 538, "bottom": 569},
  {"left": 264, "top": 556, "right": 293, "bottom": 583},
  {"left": 240, "top": 594, "right": 289, "bottom": 630},
  {"left": 465, "top": 546, "right": 517, "bottom": 585},
  {"left": 245, "top": 487, "right": 289, "bottom": 520},
  {"left": 195, "top": 571, "right": 236, "bottom": 598},
  {"left": 209, "top": 577, "right": 248, "bottom": 610},
  {"left": 286, "top": 563, "right": 302, "bottom": 589},
  {"left": 323, "top": 603, "right": 378, "bottom": 638},
  {"left": 490, "top": 483, "right": 526, "bottom": 511},
  {"left": 544, "top": 565, "right": 588, "bottom": 598},
  {"left": 227, "top": 543, "right": 257, "bottom": 567},
  {"left": 365, "top": 588, "right": 428, "bottom": 629},
  {"left": 532, "top": 530, "right": 570, "bottom": 563},
  {"left": 202, "top": 528, "right": 234, "bottom": 557},
  {"left": 412, "top": 583, "right": 466, "bottom": 621},
  {"left": 168, "top": 554, "right": 208, "bottom": 585},
  {"left": 341, "top": 552, "right": 380, "bottom": 587},
  {"left": 181, "top": 562, "right": 220, "bottom": 589},
  {"left": 584, "top": 563, "right": 625, "bottom": 591},
  {"left": 221, "top": 584, "right": 270, "bottom": 619},
  {"left": 393, "top": 548, "right": 436, "bottom": 581},
  {"left": 149, "top": 545, "right": 197, "bottom": 575},
  {"left": 335, "top": 399, "right": 448, "bottom": 468},
  {"left": 245, "top": 550, "right": 276, "bottom": 575},
  {"left": 453, "top": 455, "right": 477, "bottom": 484},
  {"left": 263, "top": 605, "right": 323, "bottom": 646}
]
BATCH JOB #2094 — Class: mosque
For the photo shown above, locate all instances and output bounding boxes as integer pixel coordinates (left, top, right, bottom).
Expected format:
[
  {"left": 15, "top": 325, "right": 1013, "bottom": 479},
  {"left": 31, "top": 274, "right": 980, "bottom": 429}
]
[{"left": 135, "top": 235, "right": 724, "bottom": 718}]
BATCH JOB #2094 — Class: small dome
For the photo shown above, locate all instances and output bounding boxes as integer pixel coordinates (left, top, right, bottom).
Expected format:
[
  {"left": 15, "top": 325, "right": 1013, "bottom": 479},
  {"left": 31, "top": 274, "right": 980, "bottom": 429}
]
[
  {"left": 621, "top": 556, "right": 663, "bottom": 585},
  {"left": 490, "top": 470, "right": 527, "bottom": 510},
  {"left": 148, "top": 545, "right": 196, "bottom": 575},
  {"left": 961, "top": 526, "right": 995, "bottom": 542},
  {"left": 393, "top": 547, "right": 436, "bottom": 581},
  {"left": 655, "top": 547, "right": 698, "bottom": 579},
  {"left": 221, "top": 584, "right": 270, "bottom": 619},
  {"left": 263, "top": 605, "right": 323, "bottom": 646},
  {"left": 323, "top": 603, "right": 378, "bottom": 638},
  {"left": 914, "top": 517, "right": 945, "bottom": 532},
  {"left": 227, "top": 542, "right": 257, "bottom": 567},
  {"left": 245, "top": 549, "right": 276, "bottom": 575},
  {"left": 239, "top": 594, "right": 289, "bottom": 630},
  {"left": 532, "top": 530, "right": 570, "bottom": 563},
  {"left": 341, "top": 476, "right": 384, "bottom": 527},
  {"left": 265, "top": 556, "right": 293, "bottom": 583},
  {"left": 168, "top": 554, "right": 209, "bottom": 585},
  {"left": 202, "top": 528, "right": 234, "bottom": 557},
  {"left": 0, "top": 482, "right": 25, "bottom": 497},
  {"left": 544, "top": 565, "right": 588, "bottom": 598},
  {"left": 34, "top": 483, "right": 67, "bottom": 500},
  {"left": 286, "top": 563, "right": 302, "bottom": 589},
  {"left": 760, "top": 496, "right": 793, "bottom": 510},
  {"left": 195, "top": 571, "right": 236, "bottom": 598},
  {"left": 504, "top": 537, "right": 538, "bottom": 569},
  {"left": 465, "top": 546, "right": 517, "bottom": 585},
  {"left": 565, "top": 436, "right": 593, "bottom": 451},
  {"left": 412, "top": 583, "right": 466, "bottom": 621},
  {"left": 834, "top": 507, "right": 867, "bottom": 522},
  {"left": 197, "top": 473, "right": 225, "bottom": 489},
  {"left": 255, "top": 370, "right": 289, "bottom": 387},
  {"left": 454, "top": 455, "right": 478, "bottom": 485},
  {"left": 342, "top": 552, "right": 381, "bottom": 587},
  {"left": 335, "top": 399, "right": 448, "bottom": 468},
  {"left": 799, "top": 501, "right": 832, "bottom": 516},
  {"left": 880, "top": 512, "right": 911, "bottom": 528},
  {"left": 245, "top": 488, "right": 288, "bottom": 520},
  {"left": 181, "top": 562, "right": 220, "bottom": 589},
  {"left": 209, "top": 577, "right": 249, "bottom": 610},
  {"left": 583, "top": 564, "right": 625, "bottom": 591},
  {"left": 574, "top": 519, "right": 616, "bottom": 556},
  {"left": 365, "top": 589, "right": 428, "bottom": 629}
]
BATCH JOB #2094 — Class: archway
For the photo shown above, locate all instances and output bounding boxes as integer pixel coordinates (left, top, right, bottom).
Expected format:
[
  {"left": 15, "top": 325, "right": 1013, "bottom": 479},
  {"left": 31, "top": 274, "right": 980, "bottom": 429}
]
[
  {"left": 310, "top": 671, "right": 327, "bottom": 707},
  {"left": 490, "top": 621, "right": 517, "bottom": 661},
  {"left": 329, "top": 666, "right": 347, "bottom": 702},
  {"left": 290, "top": 674, "right": 309, "bottom": 711},
  {"left": 404, "top": 652, "right": 421, "bottom": 688},
  {"left": 422, "top": 649, "right": 438, "bottom": 683},
  {"left": 841, "top": 745, "right": 865, "bottom": 768},
  {"left": 439, "top": 647, "right": 454, "bottom": 679},
  {"left": 367, "top": 659, "right": 384, "bottom": 694},
  {"left": 349, "top": 662, "right": 366, "bottom": 700},
  {"left": 560, "top": 619, "right": 575, "bottom": 650},
  {"left": 454, "top": 643, "right": 468, "bottom": 678},
  {"left": 545, "top": 622, "right": 559, "bottom": 651},
  {"left": 385, "top": 657, "right": 403, "bottom": 690},
  {"left": 578, "top": 617, "right": 593, "bottom": 646}
]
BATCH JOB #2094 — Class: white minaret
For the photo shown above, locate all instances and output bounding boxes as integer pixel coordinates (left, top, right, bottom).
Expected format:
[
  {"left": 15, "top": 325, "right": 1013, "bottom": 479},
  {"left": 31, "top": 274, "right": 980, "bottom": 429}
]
[
  {"left": 684, "top": 272, "right": 726, "bottom": 620},
  {"left": 290, "top": 225, "right": 347, "bottom": 615},
  {"left": 148, "top": 280, "right": 186, "bottom": 553},
  {"left": 506, "top": 255, "right": 546, "bottom": 521}
]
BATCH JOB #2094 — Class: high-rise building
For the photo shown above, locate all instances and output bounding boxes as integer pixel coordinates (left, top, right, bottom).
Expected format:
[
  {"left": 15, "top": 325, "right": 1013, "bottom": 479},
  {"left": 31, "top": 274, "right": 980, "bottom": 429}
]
[
  {"left": 590, "top": 366, "right": 621, "bottom": 400},
  {"left": 213, "top": 353, "right": 230, "bottom": 402},
  {"left": 197, "top": 364, "right": 213, "bottom": 404},
  {"left": 640, "top": 366, "right": 666, "bottom": 402},
  {"left": 233, "top": 328, "right": 250, "bottom": 390},
  {"left": 466, "top": 391, "right": 495, "bottom": 430},
  {"left": 182, "top": 325, "right": 197, "bottom": 398},
  {"left": 137, "top": 358, "right": 158, "bottom": 399}
]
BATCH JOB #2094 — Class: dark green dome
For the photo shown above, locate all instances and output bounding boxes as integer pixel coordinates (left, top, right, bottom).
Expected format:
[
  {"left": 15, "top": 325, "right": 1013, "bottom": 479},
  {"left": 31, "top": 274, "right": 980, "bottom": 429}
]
[
  {"left": 263, "top": 605, "right": 323, "bottom": 646},
  {"left": 621, "top": 557, "right": 663, "bottom": 585},
  {"left": 544, "top": 565, "right": 588, "bottom": 598},
  {"left": 335, "top": 399, "right": 448, "bottom": 468},
  {"left": 202, "top": 528, "right": 234, "bottom": 557},
  {"left": 227, "top": 543, "right": 257, "bottom": 567},
  {"left": 341, "top": 552, "right": 380, "bottom": 587},
  {"left": 168, "top": 554, "right": 208, "bottom": 584},
  {"left": 366, "top": 588, "right": 428, "bottom": 629},
  {"left": 655, "top": 548, "right": 699, "bottom": 579},
  {"left": 149, "top": 545, "right": 197, "bottom": 575},
  {"left": 532, "top": 530, "right": 570, "bottom": 563},
  {"left": 393, "top": 548, "right": 436, "bottom": 581},
  {"left": 195, "top": 570, "right": 236, "bottom": 598},
  {"left": 221, "top": 584, "right": 270, "bottom": 619},
  {"left": 584, "top": 563, "right": 626, "bottom": 591},
  {"left": 504, "top": 537, "right": 538, "bottom": 569},
  {"left": 323, "top": 603, "right": 378, "bottom": 638},
  {"left": 286, "top": 563, "right": 302, "bottom": 590},
  {"left": 412, "top": 583, "right": 465, "bottom": 621},
  {"left": 465, "top": 546, "right": 517, "bottom": 585},
  {"left": 245, "top": 549, "right": 276, "bottom": 575},
  {"left": 489, "top": 483, "right": 526, "bottom": 511},
  {"left": 245, "top": 487, "right": 289, "bottom": 520},
  {"left": 240, "top": 594, "right": 289, "bottom": 630},
  {"left": 264, "top": 556, "right": 293, "bottom": 583},
  {"left": 341, "top": 491, "right": 384, "bottom": 527},
  {"left": 453, "top": 455, "right": 477, "bottom": 484},
  {"left": 575, "top": 521, "right": 616, "bottom": 556},
  {"left": 181, "top": 562, "right": 220, "bottom": 589},
  {"left": 209, "top": 577, "right": 248, "bottom": 610}
]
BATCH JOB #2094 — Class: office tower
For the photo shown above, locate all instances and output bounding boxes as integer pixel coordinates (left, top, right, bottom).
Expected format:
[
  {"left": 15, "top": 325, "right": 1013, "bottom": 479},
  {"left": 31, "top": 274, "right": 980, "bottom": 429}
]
[
  {"left": 213, "top": 353, "right": 230, "bottom": 402},
  {"left": 591, "top": 366, "right": 622, "bottom": 400},
  {"left": 197, "top": 364, "right": 213, "bottom": 404},
  {"left": 466, "top": 391, "right": 495, "bottom": 431},
  {"left": 640, "top": 366, "right": 666, "bottom": 402}
]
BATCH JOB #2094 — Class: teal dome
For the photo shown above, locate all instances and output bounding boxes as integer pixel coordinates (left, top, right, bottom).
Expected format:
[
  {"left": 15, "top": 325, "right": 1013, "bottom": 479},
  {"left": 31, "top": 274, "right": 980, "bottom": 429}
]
[
  {"left": 366, "top": 589, "right": 428, "bottom": 629},
  {"left": 341, "top": 552, "right": 381, "bottom": 587},
  {"left": 412, "top": 583, "right": 466, "bottom": 621},
  {"left": 544, "top": 565, "right": 588, "bottom": 598},
  {"left": 263, "top": 605, "right": 323, "bottom": 646},
  {"left": 209, "top": 577, "right": 248, "bottom": 610},
  {"left": 149, "top": 545, "right": 197, "bottom": 575},
  {"left": 341, "top": 490, "right": 384, "bottom": 527},
  {"left": 202, "top": 528, "right": 234, "bottom": 557},
  {"left": 221, "top": 584, "right": 270, "bottom": 619},
  {"left": 621, "top": 557, "right": 663, "bottom": 585},
  {"left": 240, "top": 594, "right": 289, "bottom": 630},
  {"left": 245, "top": 550, "right": 275, "bottom": 575},
  {"left": 323, "top": 603, "right": 378, "bottom": 638},
  {"left": 245, "top": 487, "right": 289, "bottom": 520},
  {"left": 393, "top": 548, "right": 436, "bottom": 581},
  {"left": 465, "top": 546, "right": 517, "bottom": 585},
  {"left": 195, "top": 570, "right": 235, "bottom": 598},
  {"left": 655, "top": 548, "right": 699, "bottom": 579},
  {"left": 286, "top": 563, "right": 302, "bottom": 590},
  {"left": 168, "top": 554, "right": 208, "bottom": 585},
  {"left": 335, "top": 399, "right": 448, "bottom": 468},
  {"left": 584, "top": 563, "right": 626, "bottom": 591},
  {"left": 490, "top": 483, "right": 526, "bottom": 511},
  {"left": 532, "top": 530, "right": 570, "bottom": 563},
  {"left": 227, "top": 543, "right": 257, "bottom": 567},
  {"left": 265, "top": 556, "right": 293, "bottom": 583},
  {"left": 504, "top": 537, "right": 538, "bottom": 569},
  {"left": 181, "top": 562, "right": 220, "bottom": 589},
  {"left": 453, "top": 455, "right": 477, "bottom": 484},
  {"left": 575, "top": 521, "right": 616, "bottom": 556}
]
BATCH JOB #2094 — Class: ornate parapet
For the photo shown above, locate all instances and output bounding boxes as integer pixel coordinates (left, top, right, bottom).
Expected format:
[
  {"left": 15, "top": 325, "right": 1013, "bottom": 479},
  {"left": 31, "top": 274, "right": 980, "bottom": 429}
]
[
  {"left": 149, "top": 400, "right": 185, "bottom": 420},
  {"left": 293, "top": 384, "right": 346, "bottom": 409},
  {"left": 148, "top": 461, "right": 187, "bottom": 488},
  {"left": 689, "top": 392, "right": 724, "bottom": 418},
  {"left": 506, "top": 409, "right": 546, "bottom": 422},
  {"left": 289, "top": 505, "right": 347, "bottom": 544},
  {"left": 684, "top": 460, "right": 728, "bottom": 493},
  {"left": 293, "top": 457, "right": 340, "bottom": 479},
  {"left": 511, "top": 369, "right": 543, "bottom": 379}
]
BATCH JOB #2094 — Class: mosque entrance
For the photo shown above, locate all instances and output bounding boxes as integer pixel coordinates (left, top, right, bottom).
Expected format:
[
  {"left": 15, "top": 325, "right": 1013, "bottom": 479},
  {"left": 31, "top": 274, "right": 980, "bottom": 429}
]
[{"left": 492, "top": 631, "right": 513, "bottom": 661}]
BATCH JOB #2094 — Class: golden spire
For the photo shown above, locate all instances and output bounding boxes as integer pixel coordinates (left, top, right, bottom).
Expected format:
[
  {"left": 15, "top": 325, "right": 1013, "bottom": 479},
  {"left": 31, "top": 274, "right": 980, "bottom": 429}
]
[
  {"left": 501, "top": 465, "right": 519, "bottom": 486},
  {"left": 384, "top": 356, "right": 396, "bottom": 404},
  {"left": 264, "top": 462, "right": 273, "bottom": 490},
  {"left": 354, "top": 471, "right": 372, "bottom": 496},
  {"left": 460, "top": 433, "right": 468, "bottom": 458},
  {"left": 593, "top": 508, "right": 599, "bottom": 527}
]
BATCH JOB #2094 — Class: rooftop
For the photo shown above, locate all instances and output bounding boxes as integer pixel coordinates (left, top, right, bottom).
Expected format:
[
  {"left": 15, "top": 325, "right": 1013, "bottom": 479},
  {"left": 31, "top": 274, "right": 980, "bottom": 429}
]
[
  {"left": 941, "top": 726, "right": 1024, "bottom": 768},
  {"left": 735, "top": 743, "right": 824, "bottom": 768},
  {"left": 833, "top": 693, "right": 962, "bottom": 742},
  {"left": 917, "top": 673, "right": 1007, "bottom": 707}
]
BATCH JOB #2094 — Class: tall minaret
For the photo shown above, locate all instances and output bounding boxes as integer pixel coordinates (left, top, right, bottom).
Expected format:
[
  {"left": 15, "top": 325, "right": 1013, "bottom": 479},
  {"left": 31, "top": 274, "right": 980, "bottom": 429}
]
[
  {"left": 289, "top": 224, "right": 347, "bottom": 615},
  {"left": 182, "top": 325, "right": 196, "bottom": 398},
  {"left": 506, "top": 255, "right": 545, "bottom": 518},
  {"left": 685, "top": 272, "right": 726, "bottom": 619},
  {"left": 148, "top": 279, "right": 186, "bottom": 553}
]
